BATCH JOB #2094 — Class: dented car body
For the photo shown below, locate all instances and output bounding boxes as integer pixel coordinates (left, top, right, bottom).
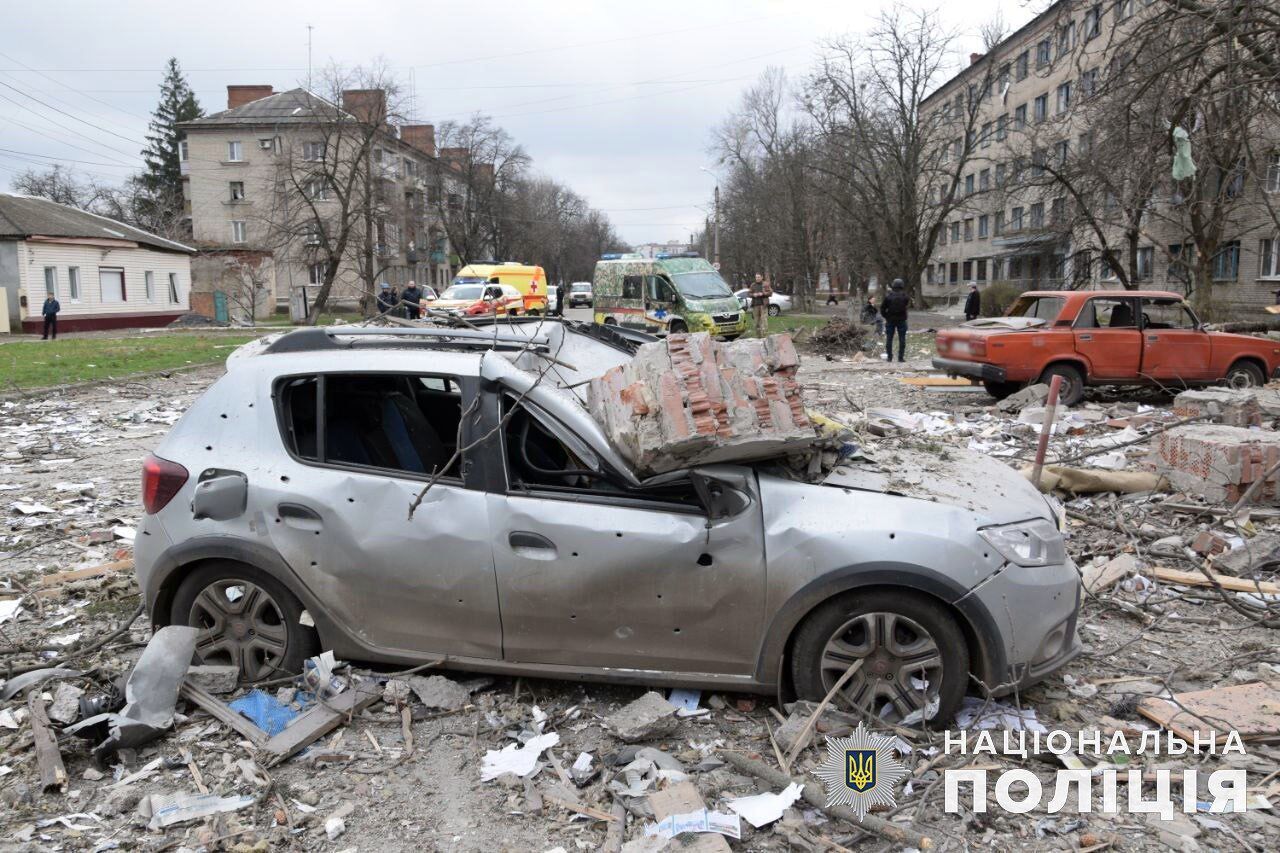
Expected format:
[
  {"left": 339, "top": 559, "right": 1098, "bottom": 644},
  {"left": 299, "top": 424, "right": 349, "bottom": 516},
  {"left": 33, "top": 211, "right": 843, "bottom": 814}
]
[{"left": 134, "top": 320, "right": 1080, "bottom": 722}]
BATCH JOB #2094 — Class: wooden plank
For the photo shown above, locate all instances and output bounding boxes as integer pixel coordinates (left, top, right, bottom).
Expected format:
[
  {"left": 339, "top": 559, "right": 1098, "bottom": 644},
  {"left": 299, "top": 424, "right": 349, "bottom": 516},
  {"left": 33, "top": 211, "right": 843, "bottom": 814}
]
[
  {"left": 35, "top": 560, "right": 133, "bottom": 597},
  {"left": 1154, "top": 566, "right": 1280, "bottom": 595},
  {"left": 28, "top": 692, "right": 67, "bottom": 793},
  {"left": 898, "top": 376, "right": 978, "bottom": 387},
  {"left": 179, "top": 681, "right": 270, "bottom": 749},
  {"left": 260, "top": 679, "right": 381, "bottom": 768},
  {"left": 648, "top": 781, "right": 732, "bottom": 852}
]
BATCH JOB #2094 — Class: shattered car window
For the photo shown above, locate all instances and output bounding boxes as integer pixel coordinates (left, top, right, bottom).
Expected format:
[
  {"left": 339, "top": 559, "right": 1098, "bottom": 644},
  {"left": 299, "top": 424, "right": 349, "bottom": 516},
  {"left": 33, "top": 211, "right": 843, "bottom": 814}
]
[
  {"left": 1142, "top": 299, "right": 1198, "bottom": 330},
  {"left": 1007, "top": 295, "right": 1064, "bottom": 321}
]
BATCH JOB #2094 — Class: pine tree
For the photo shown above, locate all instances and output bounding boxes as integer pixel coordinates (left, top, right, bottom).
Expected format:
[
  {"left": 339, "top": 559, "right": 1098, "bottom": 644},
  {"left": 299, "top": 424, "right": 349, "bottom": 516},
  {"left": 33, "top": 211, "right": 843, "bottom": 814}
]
[{"left": 137, "top": 58, "right": 202, "bottom": 233}]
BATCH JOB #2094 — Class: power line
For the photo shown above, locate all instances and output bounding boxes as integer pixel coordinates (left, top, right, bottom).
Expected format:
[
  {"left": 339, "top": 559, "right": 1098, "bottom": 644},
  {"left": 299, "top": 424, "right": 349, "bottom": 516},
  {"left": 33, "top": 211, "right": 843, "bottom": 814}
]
[
  {"left": 0, "top": 109, "right": 138, "bottom": 165},
  {"left": 0, "top": 146, "right": 134, "bottom": 169},
  {"left": 0, "top": 51, "right": 152, "bottom": 121},
  {"left": 0, "top": 79, "right": 147, "bottom": 147}
]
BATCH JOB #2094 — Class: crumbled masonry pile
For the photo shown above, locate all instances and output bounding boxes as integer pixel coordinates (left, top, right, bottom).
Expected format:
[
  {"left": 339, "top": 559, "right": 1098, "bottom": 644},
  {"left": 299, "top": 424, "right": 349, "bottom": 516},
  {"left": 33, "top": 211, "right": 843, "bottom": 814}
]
[
  {"left": 1147, "top": 423, "right": 1280, "bottom": 504},
  {"left": 1172, "top": 388, "right": 1262, "bottom": 428},
  {"left": 588, "top": 332, "right": 815, "bottom": 475}
]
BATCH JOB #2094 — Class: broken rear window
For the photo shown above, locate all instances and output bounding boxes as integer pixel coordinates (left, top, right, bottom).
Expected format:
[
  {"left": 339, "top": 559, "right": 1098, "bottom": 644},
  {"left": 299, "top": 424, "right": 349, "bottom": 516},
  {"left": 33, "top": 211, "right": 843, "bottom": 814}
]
[
  {"left": 277, "top": 373, "right": 464, "bottom": 479},
  {"left": 1007, "top": 295, "right": 1064, "bottom": 321}
]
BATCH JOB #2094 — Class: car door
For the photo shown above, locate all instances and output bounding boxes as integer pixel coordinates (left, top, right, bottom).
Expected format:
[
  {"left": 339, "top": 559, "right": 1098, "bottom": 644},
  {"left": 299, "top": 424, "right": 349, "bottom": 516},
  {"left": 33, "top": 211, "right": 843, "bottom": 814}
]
[
  {"left": 262, "top": 372, "right": 503, "bottom": 660},
  {"left": 1140, "top": 298, "right": 1212, "bottom": 381},
  {"left": 484, "top": 396, "right": 767, "bottom": 675},
  {"left": 1073, "top": 296, "right": 1142, "bottom": 379}
]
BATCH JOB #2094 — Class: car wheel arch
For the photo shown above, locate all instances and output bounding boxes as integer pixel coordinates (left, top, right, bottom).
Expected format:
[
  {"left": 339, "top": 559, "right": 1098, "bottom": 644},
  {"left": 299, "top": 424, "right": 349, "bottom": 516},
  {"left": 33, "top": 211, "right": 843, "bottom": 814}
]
[
  {"left": 1225, "top": 356, "right": 1266, "bottom": 386},
  {"left": 756, "top": 565, "right": 1005, "bottom": 696}
]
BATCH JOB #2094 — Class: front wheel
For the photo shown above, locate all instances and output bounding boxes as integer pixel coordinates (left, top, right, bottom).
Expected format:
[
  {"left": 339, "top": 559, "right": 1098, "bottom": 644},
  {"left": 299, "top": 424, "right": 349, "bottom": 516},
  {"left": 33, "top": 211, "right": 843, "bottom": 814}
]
[
  {"left": 1038, "top": 363, "right": 1085, "bottom": 407},
  {"left": 768, "top": 304, "right": 781, "bottom": 317},
  {"left": 1225, "top": 360, "right": 1265, "bottom": 389},
  {"left": 983, "top": 380, "right": 1022, "bottom": 400},
  {"left": 791, "top": 590, "right": 968, "bottom": 725},
  {"left": 527, "top": 309, "right": 540, "bottom": 317},
  {"left": 171, "top": 561, "right": 318, "bottom": 684}
]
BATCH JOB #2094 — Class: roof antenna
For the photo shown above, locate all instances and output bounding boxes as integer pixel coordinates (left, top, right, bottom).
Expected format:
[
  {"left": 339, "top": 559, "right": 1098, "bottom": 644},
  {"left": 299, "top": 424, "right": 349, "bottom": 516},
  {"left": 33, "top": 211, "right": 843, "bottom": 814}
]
[{"left": 306, "top": 24, "right": 314, "bottom": 90}]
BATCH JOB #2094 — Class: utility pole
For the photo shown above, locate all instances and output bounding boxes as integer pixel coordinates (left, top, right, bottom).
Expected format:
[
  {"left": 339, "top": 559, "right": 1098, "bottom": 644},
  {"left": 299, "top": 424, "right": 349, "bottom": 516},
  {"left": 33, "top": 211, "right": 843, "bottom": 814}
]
[
  {"left": 306, "top": 24, "right": 313, "bottom": 90},
  {"left": 704, "top": 217, "right": 710, "bottom": 259},
  {"left": 713, "top": 184, "right": 720, "bottom": 268}
]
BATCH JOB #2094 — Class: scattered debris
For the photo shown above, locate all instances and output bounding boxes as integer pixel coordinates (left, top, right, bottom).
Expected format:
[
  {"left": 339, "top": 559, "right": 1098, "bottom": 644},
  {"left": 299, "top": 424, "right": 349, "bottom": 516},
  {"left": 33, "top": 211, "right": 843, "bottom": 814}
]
[
  {"left": 1139, "top": 682, "right": 1280, "bottom": 745},
  {"left": 1149, "top": 423, "right": 1280, "bottom": 504},
  {"left": 996, "top": 382, "right": 1049, "bottom": 413},
  {"left": 605, "top": 691, "right": 680, "bottom": 743},
  {"left": 406, "top": 673, "right": 471, "bottom": 710},
  {"left": 481, "top": 732, "right": 560, "bottom": 781}
]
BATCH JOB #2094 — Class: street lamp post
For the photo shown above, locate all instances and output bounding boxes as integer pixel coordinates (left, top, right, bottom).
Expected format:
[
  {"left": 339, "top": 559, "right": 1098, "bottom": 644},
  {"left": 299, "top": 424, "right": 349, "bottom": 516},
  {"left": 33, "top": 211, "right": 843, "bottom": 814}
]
[{"left": 700, "top": 166, "right": 720, "bottom": 268}]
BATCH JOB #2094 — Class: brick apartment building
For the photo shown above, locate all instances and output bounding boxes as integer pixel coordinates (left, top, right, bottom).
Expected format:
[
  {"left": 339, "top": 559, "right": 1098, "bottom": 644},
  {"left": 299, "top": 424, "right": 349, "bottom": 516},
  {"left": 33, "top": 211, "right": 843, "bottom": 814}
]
[
  {"left": 921, "top": 0, "right": 1280, "bottom": 311},
  {"left": 179, "top": 85, "right": 466, "bottom": 319}
]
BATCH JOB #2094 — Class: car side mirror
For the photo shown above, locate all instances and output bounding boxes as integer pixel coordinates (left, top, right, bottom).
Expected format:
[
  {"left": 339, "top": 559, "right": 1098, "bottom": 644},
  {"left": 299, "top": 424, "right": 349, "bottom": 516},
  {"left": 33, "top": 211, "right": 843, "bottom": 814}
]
[{"left": 690, "top": 470, "right": 751, "bottom": 520}]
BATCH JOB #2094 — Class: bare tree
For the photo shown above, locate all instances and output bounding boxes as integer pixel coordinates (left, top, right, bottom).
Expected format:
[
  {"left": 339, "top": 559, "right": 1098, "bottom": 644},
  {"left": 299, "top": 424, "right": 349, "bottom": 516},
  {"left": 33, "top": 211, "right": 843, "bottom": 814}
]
[{"left": 222, "top": 253, "right": 271, "bottom": 324}]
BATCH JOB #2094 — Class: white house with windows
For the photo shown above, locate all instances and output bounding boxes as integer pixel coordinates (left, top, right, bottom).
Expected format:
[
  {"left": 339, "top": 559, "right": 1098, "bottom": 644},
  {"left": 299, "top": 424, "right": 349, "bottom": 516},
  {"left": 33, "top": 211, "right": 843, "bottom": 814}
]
[{"left": 0, "top": 193, "right": 194, "bottom": 333}]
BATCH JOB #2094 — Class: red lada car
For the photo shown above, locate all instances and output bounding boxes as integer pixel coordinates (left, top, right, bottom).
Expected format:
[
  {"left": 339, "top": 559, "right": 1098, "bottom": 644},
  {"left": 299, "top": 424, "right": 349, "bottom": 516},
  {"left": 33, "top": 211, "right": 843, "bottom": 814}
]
[{"left": 934, "top": 290, "right": 1280, "bottom": 406}]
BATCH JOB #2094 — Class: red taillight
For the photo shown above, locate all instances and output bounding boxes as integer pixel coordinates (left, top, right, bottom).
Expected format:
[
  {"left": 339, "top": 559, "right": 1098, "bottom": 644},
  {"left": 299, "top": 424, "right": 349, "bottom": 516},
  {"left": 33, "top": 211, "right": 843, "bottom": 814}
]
[
  {"left": 142, "top": 454, "right": 189, "bottom": 514},
  {"left": 970, "top": 337, "right": 987, "bottom": 357}
]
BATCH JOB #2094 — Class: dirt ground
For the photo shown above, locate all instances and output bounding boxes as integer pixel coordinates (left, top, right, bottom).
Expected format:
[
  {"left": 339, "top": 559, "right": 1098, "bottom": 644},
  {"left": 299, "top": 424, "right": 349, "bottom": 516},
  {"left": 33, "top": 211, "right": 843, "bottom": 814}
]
[{"left": 4, "top": 329, "right": 1280, "bottom": 852}]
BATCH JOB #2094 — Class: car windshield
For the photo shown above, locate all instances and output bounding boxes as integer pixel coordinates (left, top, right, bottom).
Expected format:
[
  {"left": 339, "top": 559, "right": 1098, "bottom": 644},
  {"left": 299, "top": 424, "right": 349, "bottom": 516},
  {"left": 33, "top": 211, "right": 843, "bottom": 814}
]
[
  {"left": 442, "top": 285, "right": 483, "bottom": 300},
  {"left": 1008, "top": 296, "right": 1065, "bottom": 321},
  {"left": 672, "top": 271, "right": 733, "bottom": 299},
  {"left": 452, "top": 276, "right": 488, "bottom": 285},
  {"left": 572, "top": 284, "right": 591, "bottom": 292}
]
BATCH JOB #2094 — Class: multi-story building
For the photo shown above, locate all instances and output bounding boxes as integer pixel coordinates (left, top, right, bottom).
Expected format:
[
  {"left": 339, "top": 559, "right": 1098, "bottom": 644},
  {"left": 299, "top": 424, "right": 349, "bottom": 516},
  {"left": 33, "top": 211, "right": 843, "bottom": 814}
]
[
  {"left": 921, "top": 0, "right": 1280, "bottom": 311},
  {"left": 632, "top": 240, "right": 693, "bottom": 259},
  {"left": 180, "top": 85, "right": 464, "bottom": 317}
]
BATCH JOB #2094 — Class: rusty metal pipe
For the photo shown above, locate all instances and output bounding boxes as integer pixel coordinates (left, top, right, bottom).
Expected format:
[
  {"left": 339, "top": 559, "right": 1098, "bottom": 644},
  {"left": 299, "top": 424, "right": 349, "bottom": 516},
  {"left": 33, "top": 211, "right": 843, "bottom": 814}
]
[{"left": 1031, "top": 374, "right": 1063, "bottom": 489}]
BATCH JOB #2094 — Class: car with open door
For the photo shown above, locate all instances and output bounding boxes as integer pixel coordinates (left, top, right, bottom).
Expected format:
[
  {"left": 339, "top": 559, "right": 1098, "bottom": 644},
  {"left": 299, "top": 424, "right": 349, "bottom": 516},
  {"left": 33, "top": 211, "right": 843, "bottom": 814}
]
[
  {"left": 934, "top": 289, "right": 1280, "bottom": 405},
  {"left": 134, "top": 319, "right": 1080, "bottom": 724}
]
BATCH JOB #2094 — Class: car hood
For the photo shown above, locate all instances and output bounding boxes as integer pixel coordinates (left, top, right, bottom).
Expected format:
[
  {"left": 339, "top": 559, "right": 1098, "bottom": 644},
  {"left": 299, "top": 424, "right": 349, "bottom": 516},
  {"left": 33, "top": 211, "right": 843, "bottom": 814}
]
[
  {"left": 822, "top": 445, "right": 1053, "bottom": 525},
  {"left": 431, "top": 298, "right": 480, "bottom": 311},
  {"left": 684, "top": 296, "right": 743, "bottom": 314}
]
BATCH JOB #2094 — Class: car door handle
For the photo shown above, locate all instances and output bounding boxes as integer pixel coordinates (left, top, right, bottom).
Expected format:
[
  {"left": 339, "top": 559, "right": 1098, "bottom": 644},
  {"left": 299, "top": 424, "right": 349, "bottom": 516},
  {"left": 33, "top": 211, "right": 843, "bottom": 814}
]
[
  {"left": 509, "top": 531, "right": 558, "bottom": 560},
  {"left": 1147, "top": 335, "right": 1159, "bottom": 342},
  {"left": 1078, "top": 334, "right": 1092, "bottom": 341}
]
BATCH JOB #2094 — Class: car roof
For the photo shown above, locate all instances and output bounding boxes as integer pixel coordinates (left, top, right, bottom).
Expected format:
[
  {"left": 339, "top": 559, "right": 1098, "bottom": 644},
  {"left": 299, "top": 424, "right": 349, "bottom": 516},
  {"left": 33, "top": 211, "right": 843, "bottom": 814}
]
[{"left": 1021, "top": 289, "right": 1185, "bottom": 300}]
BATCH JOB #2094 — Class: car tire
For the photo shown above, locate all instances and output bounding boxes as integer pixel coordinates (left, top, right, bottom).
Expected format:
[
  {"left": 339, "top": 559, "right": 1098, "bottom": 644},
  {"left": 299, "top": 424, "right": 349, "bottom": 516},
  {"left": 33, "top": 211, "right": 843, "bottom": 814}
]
[
  {"left": 668, "top": 320, "right": 688, "bottom": 334},
  {"left": 768, "top": 304, "right": 781, "bottom": 317},
  {"left": 791, "top": 589, "right": 968, "bottom": 725},
  {"left": 528, "top": 309, "right": 540, "bottom": 317},
  {"left": 1225, "top": 360, "right": 1265, "bottom": 389},
  {"left": 171, "top": 560, "right": 319, "bottom": 684},
  {"left": 604, "top": 316, "right": 617, "bottom": 325},
  {"left": 1038, "top": 363, "right": 1085, "bottom": 406},
  {"left": 982, "top": 380, "right": 1022, "bottom": 400}
]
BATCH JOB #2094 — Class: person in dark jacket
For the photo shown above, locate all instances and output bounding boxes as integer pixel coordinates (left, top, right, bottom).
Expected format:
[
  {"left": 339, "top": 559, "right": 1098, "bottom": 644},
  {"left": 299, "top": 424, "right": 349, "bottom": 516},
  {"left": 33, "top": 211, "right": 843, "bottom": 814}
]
[
  {"left": 963, "top": 283, "right": 981, "bottom": 321},
  {"left": 556, "top": 282, "right": 566, "bottom": 316},
  {"left": 376, "top": 282, "right": 398, "bottom": 316},
  {"left": 402, "top": 281, "right": 422, "bottom": 320},
  {"left": 879, "top": 279, "right": 910, "bottom": 362},
  {"left": 41, "top": 293, "right": 60, "bottom": 340}
]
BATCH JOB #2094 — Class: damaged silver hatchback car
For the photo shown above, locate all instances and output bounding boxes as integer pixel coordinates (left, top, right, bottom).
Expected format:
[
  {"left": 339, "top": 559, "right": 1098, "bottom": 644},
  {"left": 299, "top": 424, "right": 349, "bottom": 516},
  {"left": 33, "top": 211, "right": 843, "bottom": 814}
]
[{"left": 134, "top": 320, "right": 1081, "bottom": 723}]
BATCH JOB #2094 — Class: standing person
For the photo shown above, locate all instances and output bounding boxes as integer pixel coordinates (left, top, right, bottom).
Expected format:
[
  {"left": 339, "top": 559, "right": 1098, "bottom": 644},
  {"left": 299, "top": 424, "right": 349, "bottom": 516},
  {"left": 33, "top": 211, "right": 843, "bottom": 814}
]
[
  {"left": 749, "top": 273, "right": 772, "bottom": 337},
  {"left": 376, "top": 282, "right": 398, "bottom": 316},
  {"left": 862, "top": 295, "right": 884, "bottom": 336},
  {"left": 556, "top": 281, "right": 566, "bottom": 317},
  {"left": 41, "top": 292, "right": 60, "bottom": 340},
  {"left": 826, "top": 289, "right": 838, "bottom": 306},
  {"left": 402, "top": 281, "right": 422, "bottom": 320},
  {"left": 880, "top": 279, "right": 910, "bottom": 363},
  {"left": 963, "top": 283, "right": 981, "bottom": 321}
]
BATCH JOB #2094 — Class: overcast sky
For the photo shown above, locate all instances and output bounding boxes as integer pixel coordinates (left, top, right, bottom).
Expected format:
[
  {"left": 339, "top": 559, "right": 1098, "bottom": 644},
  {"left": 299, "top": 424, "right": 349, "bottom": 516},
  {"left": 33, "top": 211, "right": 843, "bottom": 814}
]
[{"left": 1, "top": 0, "right": 1038, "bottom": 245}]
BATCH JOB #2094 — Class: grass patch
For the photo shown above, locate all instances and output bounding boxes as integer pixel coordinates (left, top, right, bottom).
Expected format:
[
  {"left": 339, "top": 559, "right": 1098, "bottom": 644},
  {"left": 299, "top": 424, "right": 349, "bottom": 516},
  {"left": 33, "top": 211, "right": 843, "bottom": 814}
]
[
  {"left": 740, "top": 313, "right": 834, "bottom": 337},
  {"left": 0, "top": 333, "right": 260, "bottom": 391}
]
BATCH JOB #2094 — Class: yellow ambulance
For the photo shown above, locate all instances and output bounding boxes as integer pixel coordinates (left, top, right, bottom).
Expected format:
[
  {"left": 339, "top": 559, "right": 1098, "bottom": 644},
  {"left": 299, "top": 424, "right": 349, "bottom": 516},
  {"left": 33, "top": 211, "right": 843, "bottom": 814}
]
[{"left": 451, "top": 262, "right": 549, "bottom": 315}]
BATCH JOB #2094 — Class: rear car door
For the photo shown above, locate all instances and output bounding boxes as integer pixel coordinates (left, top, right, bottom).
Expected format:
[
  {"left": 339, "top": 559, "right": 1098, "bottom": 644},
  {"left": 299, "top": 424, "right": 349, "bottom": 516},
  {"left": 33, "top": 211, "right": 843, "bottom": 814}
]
[
  {"left": 1073, "top": 296, "right": 1142, "bottom": 379},
  {"left": 1140, "top": 298, "right": 1212, "bottom": 381},
  {"left": 482, "top": 395, "right": 767, "bottom": 675},
  {"left": 263, "top": 372, "right": 502, "bottom": 660}
]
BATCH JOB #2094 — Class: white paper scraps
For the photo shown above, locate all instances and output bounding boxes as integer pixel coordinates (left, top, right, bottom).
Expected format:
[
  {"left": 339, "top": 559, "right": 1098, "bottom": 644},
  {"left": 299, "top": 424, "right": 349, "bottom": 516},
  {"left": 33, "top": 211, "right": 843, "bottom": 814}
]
[
  {"left": 726, "top": 782, "right": 805, "bottom": 828},
  {"left": 644, "top": 808, "right": 741, "bottom": 840},
  {"left": 481, "top": 732, "right": 560, "bottom": 781}
]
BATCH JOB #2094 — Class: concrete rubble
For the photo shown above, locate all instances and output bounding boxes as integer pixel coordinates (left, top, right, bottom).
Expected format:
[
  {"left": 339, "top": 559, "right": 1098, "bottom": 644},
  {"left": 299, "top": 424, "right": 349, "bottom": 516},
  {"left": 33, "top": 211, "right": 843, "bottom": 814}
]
[
  {"left": 588, "top": 333, "right": 815, "bottom": 475},
  {"left": 1147, "top": 423, "right": 1280, "bottom": 504},
  {"left": 1172, "top": 387, "right": 1263, "bottom": 427}
]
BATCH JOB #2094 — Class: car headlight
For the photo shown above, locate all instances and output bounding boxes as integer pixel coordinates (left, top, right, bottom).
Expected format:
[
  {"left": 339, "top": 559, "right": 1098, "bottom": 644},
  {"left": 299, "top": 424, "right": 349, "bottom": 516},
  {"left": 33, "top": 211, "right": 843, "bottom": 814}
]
[{"left": 979, "top": 518, "right": 1065, "bottom": 567}]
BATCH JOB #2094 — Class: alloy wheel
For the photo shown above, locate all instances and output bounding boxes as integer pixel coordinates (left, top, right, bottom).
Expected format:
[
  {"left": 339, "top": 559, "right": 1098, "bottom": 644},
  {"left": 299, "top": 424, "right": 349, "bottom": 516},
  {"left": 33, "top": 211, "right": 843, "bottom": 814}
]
[
  {"left": 819, "top": 610, "right": 945, "bottom": 722},
  {"left": 187, "top": 579, "right": 290, "bottom": 682}
]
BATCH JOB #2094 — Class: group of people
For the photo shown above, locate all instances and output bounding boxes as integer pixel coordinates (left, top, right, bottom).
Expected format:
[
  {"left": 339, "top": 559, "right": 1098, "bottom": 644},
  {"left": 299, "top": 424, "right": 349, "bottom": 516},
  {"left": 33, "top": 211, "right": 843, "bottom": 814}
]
[
  {"left": 375, "top": 281, "right": 427, "bottom": 320},
  {"left": 857, "top": 280, "right": 981, "bottom": 363}
]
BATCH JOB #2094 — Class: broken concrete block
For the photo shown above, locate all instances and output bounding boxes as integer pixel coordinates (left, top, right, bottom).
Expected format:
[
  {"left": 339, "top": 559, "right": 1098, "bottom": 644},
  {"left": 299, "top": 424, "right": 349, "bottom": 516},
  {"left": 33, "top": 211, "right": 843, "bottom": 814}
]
[
  {"left": 996, "top": 383, "right": 1048, "bottom": 413},
  {"left": 1081, "top": 553, "right": 1137, "bottom": 594},
  {"left": 1212, "top": 533, "right": 1280, "bottom": 574},
  {"left": 1172, "top": 388, "right": 1262, "bottom": 428},
  {"left": 1190, "top": 530, "right": 1229, "bottom": 556},
  {"left": 1147, "top": 424, "right": 1280, "bottom": 505},
  {"left": 47, "top": 682, "right": 84, "bottom": 725},
  {"left": 588, "top": 333, "right": 814, "bottom": 476},
  {"left": 381, "top": 679, "right": 411, "bottom": 706},
  {"left": 186, "top": 665, "right": 240, "bottom": 695},
  {"left": 606, "top": 691, "right": 679, "bottom": 743},
  {"left": 1253, "top": 389, "right": 1280, "bottom": 418},
  {"left": 773, "top": 709, "right": 815, "bottom": 754},
  {"left": 405, "top": 674, "right": 470, "bottom": 711}
]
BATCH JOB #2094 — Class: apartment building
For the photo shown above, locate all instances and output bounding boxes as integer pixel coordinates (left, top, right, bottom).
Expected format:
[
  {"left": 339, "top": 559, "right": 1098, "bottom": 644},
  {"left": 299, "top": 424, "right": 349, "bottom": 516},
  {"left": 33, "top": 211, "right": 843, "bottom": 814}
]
[
  {"left": 180, "top": 85, "right": 463, "bottom": 316},
  {"left": 921, "top": 0, "right": 1280, "bottom": 311}
]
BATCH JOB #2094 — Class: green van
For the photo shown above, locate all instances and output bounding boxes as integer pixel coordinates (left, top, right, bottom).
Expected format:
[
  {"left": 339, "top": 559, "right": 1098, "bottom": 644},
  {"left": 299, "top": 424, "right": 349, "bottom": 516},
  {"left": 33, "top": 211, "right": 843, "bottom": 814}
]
[{"left": 591, "top": 253, "right": 747, "bottom": 338}]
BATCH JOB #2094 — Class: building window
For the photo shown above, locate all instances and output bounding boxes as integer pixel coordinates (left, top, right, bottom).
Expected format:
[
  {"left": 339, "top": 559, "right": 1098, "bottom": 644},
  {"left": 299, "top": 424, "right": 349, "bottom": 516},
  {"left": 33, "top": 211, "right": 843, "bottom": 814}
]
[
  {"left": 1051, "top": 197, "right": 1065, "bottom": 224},
  {"left": 1084, "top": 4, "right": 1102, "bottom": 40},
  {"left": 1058, "top": 22, "right": 1075, "bottom": 58},
  {"left": 404, "top": 159, "right": 418, "bottom": 178},
  {"left": 231, "top": 220, "right": 247, "bottom": 243},
  {"left": 1014, "top": 103, "right": 1027, "bottom": 128},
  {"left": 302, "top": 141, "right": 325, "bottom": 162},
  {"left": 67, "top": 266, "right": 80, "bottom": 301},
  {"left": 994, "top": 211, "right": 1005, "bottom": 236},
  {"left": 179, "top": 140, "right": 189, "bottom": 161},
  {"left": 949, "top": 262, "right": 959, "bottom": 283},
  {"left": 145, "top": 270, "right": 155, "bottom": 301},
  {"left": 979, "top": 169, "right": 990, "bottom": 191},
  {"left": 1055, "top": 139, "right": 1070, "bottom": 165},
  {"left": 963, "top": 260, "right": 973, "bottom": 280},
  {"left": 1136, "top": 247, "right": 1154, "bottom": 280},
  {"left": 309, "top": 262, "right": 326, "bottom": 285},
  {"left": 1221, "top": 163, "right": 1246, "bottom": 199},
  {"left": 938, "top": 224, "right": 947, "bottom": 246},
  {"left": 1015, "top": 51, "right": 1029, "bottom": 80},
  {"left": 168, "top": 273, "right": 179, "bottom": 303},
  {"left": 99, "top": 267, "right": 125, "bottom": 302},
  {"left": 964, "top": 218, "right": 974, "bottom": 241},
  {"left": 978, "top": 215, "right": 989, "bottom": 238},
  {"left": 1056, "top": 81, "right": 1072, "bottom": 114},
  {"left": 1034, "top": 94, "right": 1048, "bottom": 123},
  {"left": 227, "top": 140, "right": 243, "bottom": 162},
  {"left": 303, "top": 221, "right": 322, "bottom": 245},
  {"left": 995, "top": 163, "right": 1007, "bottom": 186},
  {"left": 1169, "top": 243, "right": 1193, "bottom": 282},
  {"left": 1081, "top": 68, "right": 1099, "bottom": 99},
  {"left": 1030, "top": 202, "right": 1045, "bottom": 228},
  {"left": 1078, "top": 131, "right": 1095, "bottom": 156},
  {"left": 1267, "top": 152, "right": 1280, "bottom": 193},
  {"left": 305, "top": 178, "right": 329, "bottom": 201},
  {"left": 229, "top": 181, "right": 245, "bottom": 201},
  {"left": 1036, "top": 39, "right": 1052, "bottom": 68},
  {"left": 1032, "top": 148, "right": 1046, "bottom": 176},
  {"left": 1101, "top": 251, "right": 1120, "bottom": 280},
  {"left": 1011, "top": 206, "right": 1024, "bottom": 230},
  {"left": 980, "top": 121, "right": 992, "bottom": 147},
  {"left": 43, "top": 266, "right": 56, "bottom": 296},
  {"left": 1116, "top": 0, "right": 1135, "bottom": 21},
  {"left": 998, "top": 63, "right": 1010, "bottom": 92},
  {"left": 995, "top": 114, "right": 1008, "bottom": 141},
  {"left": 965, "top": 174, "right": 975, "bottom": 195},
  {"left": 1074, "top": 251, "right": 1092, "bottom": 283},
  {"left": 1212, "top": 241, "right": 1240, "bottom": 280},
  {"left": 1260, "top": 238, "right": 1279, "bottom": 278},
  {"left": 977, "top": 259, "right": 988, "bottom": 281},
  {"left": 950, "top": 221, "right": 961, "bottom": 242}
]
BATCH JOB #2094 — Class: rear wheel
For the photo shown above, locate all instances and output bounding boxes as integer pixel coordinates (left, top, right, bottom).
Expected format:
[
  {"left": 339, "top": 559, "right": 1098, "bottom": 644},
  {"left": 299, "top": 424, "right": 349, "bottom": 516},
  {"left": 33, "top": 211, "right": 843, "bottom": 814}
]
[
  {"left": 982, "top": 380, "right": 1022, "bottom": 400},
  {"left": 1225, "top": 360, "right": 1265, "bottom": 390},
  {"left": 1038, "top": 363, "right": 1085, "bottom": 406},
  {"left": 603, "top": 316, "right": 617, "bottom": 325},
  {"left": 791, "top": 590, "right": 968, "bottom": 724},
  {"left": 171, "top": 561, "right": 318, "bottom": 684},
  {"left": 768, "top": 304, "right": 782, "bottom": 317},
  {"left": 527, "top": 309, "right": 541, "bottom": 317},
  {"left": 668, "top": 320, "right": 688, "bottom": 334}
]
